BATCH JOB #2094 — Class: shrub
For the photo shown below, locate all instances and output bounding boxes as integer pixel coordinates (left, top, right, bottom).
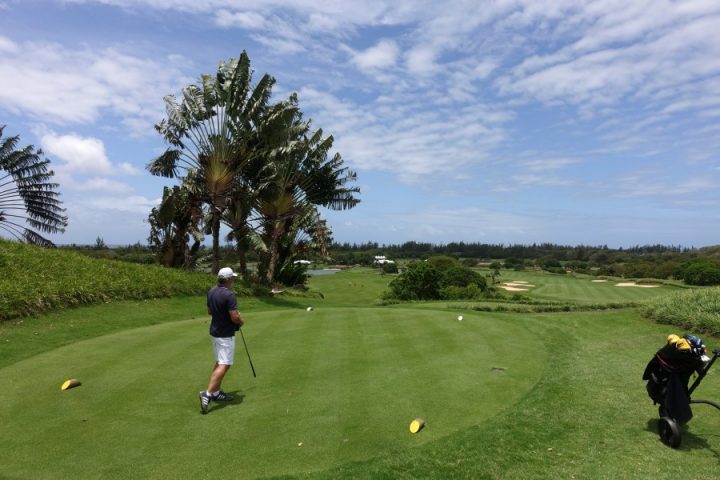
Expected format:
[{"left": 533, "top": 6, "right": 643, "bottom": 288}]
[
  {"left": 427, "top": 255, "right": 460, "bottom": 270},
  {"left": 382, "top": 262, "right": 399, "bottom": 274},
  {"left": 441, "top": 266, "right": 487, "bottom": 290},
  {"left": 387, "top": 262, "right": 486, "bottom": 301},
  {"left": 681, "top": 259, "right": 720, "bottom": 286},
  {"left": 545, "top": 267, "right": 567, "bottom": 275},
  {"left": 461, "top": 258, "right": 477, "bottom": 268},
  {"left": 276, "top": 261, "right": 309, "bottom": 286},
  {"left": 387, "top": 261, "right": 442, "bottom": 300},
  {"left": 440, "top": 284, "right": 483, "bottom": 300}
]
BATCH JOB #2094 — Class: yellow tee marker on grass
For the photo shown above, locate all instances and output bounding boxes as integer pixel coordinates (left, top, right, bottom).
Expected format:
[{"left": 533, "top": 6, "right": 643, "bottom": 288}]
[
  {"left": 60, "top": 379, "right": 81, "bottom": 390},
  {"left": 409, "top": 418, "right": 425, "bottom": 433}
]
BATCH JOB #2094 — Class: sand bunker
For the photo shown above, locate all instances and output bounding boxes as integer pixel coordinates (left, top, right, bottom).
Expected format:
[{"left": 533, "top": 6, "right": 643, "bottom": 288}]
[
  {"left": 503, "top": 282, "right": 536, "bottom": 287},
  {"left": 500, "top": 286, "right": 529, "bottom": 291},
  {"left": 615, "top": 282, "right": 660, "bottom": 288},
  {"left": 591, "top": 279, "right": 608, "bottom": 283},
  {"left": 499, "top": 280, "right": 535, "bottom": 291}
]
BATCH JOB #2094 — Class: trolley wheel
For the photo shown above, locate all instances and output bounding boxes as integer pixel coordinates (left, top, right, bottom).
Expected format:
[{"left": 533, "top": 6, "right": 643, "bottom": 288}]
[{"left": 658, "top": 417, "right": 681, "bottom": 448}]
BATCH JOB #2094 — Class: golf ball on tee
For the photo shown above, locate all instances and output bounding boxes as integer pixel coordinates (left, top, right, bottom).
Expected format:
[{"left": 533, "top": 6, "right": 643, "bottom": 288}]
[
  {"left": 458, "top": 315, "right": 463, "bottom": 321},
  {"left": 307, "top": 306, "right": 313, "bottom": 312}
]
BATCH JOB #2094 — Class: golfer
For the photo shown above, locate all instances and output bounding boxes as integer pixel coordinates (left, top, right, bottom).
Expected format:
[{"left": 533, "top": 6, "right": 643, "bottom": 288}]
[{"left": 199, "top": 267, "right": 245, "bottom": 414}]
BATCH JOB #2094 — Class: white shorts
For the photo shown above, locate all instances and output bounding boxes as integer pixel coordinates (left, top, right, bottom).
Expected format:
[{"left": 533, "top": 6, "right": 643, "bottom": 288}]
[{"left": 211, "top": 336, "right": 236, "bottom": 365}]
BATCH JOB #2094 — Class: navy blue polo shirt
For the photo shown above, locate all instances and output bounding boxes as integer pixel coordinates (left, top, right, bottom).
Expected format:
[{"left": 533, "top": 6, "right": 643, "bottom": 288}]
[{"left": 207, "top": 285, "right": 239, "bottom": 337}]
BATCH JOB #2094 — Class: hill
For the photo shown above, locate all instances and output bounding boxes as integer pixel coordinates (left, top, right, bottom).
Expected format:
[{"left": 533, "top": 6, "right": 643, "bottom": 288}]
[{"left": 0, "top": 239, "right": 227, "bottom": 321}]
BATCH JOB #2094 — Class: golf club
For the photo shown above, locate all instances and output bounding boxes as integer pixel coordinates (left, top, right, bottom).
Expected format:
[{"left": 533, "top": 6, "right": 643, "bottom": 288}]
[{"left": 239, "top": 327, "right": 256, "bottom": 377}]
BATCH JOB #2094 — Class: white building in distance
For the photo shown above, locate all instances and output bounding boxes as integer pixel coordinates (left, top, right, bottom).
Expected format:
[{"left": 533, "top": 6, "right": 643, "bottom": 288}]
[{"left": 374, "top": 255, "right": 395, "bottom": 264}]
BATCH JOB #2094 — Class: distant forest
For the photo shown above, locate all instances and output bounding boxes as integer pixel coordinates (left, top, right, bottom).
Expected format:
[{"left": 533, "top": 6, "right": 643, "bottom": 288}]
[
  {"left": 64, "top": 240, "right": 720, "bottom": 286},
  {"left": 330, "top": 241, "right": 720, "bottom": 285}
]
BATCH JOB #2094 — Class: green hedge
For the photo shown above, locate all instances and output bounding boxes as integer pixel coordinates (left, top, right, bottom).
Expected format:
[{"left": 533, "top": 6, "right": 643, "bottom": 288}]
[
  {"left": 642, "top": 287, "right": 720, "bottom": 336},
  {"left": 0, "top": 239, "right": 245, "bottom": 321}
]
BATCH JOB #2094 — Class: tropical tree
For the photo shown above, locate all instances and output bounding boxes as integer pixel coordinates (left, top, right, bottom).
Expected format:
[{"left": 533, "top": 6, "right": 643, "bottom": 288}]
[
  {"left": 253, "top": 109, "right": 360, "bottom": 283},
  {"left": 147, "top": 181, "right": 204, "bottom": 268},
  {"left": 147, "top": 51, "right": 278, "bottom": 273},
  {"left": 310, "top": 217, "right": 332, "bottom": 260},
  {"left": 0, "top": 126, "right": 67, "bottom": 246}
]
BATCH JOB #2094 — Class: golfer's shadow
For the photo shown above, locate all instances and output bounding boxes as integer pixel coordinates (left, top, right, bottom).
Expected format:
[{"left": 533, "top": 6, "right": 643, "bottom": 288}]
[
  {"left": 645, "top": 418, "right": 720, "bottom": 458},
  {"left": 211, "top": 390, "right": 246, "bottom": 412}
]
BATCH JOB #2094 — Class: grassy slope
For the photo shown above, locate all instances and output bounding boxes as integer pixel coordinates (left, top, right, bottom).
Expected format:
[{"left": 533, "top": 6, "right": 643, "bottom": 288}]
[
  {"left": 1, "top": 263, "right": 719, "bottom": 479},
  {"left": 0, "top": 239, "right": 221, "bottom": 320}
]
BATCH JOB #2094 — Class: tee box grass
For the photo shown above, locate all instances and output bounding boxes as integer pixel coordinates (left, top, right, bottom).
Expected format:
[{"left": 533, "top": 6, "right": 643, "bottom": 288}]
[{"left": 0, "top": 265, "right": 718, "bottom": 479}]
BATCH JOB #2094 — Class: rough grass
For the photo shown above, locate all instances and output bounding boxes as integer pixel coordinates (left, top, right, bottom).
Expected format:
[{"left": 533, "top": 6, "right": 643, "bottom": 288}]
[
  {"left": 0, "top": 239, "right": 240, "bottom": 321},
  {"left": 642, "top": 287, "right": 720, "bottom": 335}
]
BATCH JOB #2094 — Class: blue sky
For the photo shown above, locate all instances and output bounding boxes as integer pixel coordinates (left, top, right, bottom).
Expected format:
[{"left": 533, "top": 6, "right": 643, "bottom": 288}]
[{"left": 1, "top": 0, "right": 720, "bottom": 247}]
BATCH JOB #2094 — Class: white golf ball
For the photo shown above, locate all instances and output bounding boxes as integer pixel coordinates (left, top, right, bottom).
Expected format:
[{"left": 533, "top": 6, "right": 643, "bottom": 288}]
[
  {"left": 458, "top": 315, "right": 463, "bottom": 321},
  {"left": 307, "top": 307, "right": 313, "bottom": 312}
]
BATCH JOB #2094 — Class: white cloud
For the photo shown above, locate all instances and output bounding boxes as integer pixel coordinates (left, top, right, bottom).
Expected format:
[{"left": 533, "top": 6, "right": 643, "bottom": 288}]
[
  {"left": 299, "top": 87, "right": 510, "bottom": 182},
  {"left": 40, "top": 132, "right": 113, "bottom": 175},
  {"left": 405, "top": 46, "right": 439, "bottom": 76},
  {"left": 521, "top": 158, "right": 579, "bottom": 171},
  {"left": 0, "top": 39, "right": 191, "bottom": 134},
  {"left": 351, "top": 39, "right": 399, "bottom": 71},
  {"left": 75, "top": 177, "right": 134, "bottom": 193},
  {"left": 117, "top": 162, "right": 142, "bottom": 175},
  {"left": 250, "top": 34, "right": 306, "bottom": 55},
  {"left": 215, "top": 10, "right": 268, "bottom": 29},
  {"left": 0, "top": 35, "right": 17, "bottom": 53},
  {"left": 615, "top": 174, "right": 719, "bottom": 198},
  {"left": 88, "top": 195, "right": 157, "bottom": 214}
]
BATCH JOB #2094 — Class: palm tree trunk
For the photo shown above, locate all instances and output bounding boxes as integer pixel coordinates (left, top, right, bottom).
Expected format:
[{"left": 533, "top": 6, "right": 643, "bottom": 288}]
[
  {"left": 212, "top": 214, "right": 220, "bottom": 274},
  {"left": 236, "top": 239, "right": 248, "bottom": 277},
  {"left": 266, "top": 222, "right": 281, "bottom": 283}
]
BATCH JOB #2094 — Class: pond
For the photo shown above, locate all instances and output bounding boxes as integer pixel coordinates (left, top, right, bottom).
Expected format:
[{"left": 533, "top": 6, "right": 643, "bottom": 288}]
[{"left": 307, "top": 268, "right": 342, "bottom": 276}]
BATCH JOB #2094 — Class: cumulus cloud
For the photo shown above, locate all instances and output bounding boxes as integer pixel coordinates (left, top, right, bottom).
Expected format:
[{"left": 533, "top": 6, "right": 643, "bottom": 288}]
[
  {"left": 351, "top": 39, "right": 399, "bottom": 71},
  {"left": 40, "top": 132, "right": 113, "bottom": 175}
]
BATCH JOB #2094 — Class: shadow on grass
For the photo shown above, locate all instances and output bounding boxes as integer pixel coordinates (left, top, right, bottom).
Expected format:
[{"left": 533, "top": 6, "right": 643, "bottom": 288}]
[
  {"left": 645, "top": 418, "right": 720, "bottom": 459},
  {"left": 209, "top": 390, "right": 246, "bottom": 413},
  {"left": 254, "top": 295, "right": 306, "bottom": 309}
]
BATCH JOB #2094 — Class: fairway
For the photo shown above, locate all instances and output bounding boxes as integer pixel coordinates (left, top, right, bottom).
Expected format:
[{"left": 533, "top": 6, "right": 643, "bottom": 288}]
[{"left": 0, "top": 307, "right": 544, "bottom": 479}]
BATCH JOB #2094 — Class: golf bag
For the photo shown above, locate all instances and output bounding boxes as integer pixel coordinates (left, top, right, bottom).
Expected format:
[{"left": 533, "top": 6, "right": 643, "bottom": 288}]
[{"left": 643, "top": 334, "right": 707, "bottom": 425}]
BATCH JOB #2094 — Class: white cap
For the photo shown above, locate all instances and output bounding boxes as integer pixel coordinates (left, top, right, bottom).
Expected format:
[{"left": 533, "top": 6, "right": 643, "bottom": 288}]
[{"left": 218, "top": 267, "right": 238, "bottom": 279}]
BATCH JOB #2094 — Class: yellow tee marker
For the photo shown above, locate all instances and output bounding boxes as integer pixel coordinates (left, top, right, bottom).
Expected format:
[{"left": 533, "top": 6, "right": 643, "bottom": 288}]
[
  {"left": 61, "top": 379, "right": 81, "bottom": 390},
  {"left": 409, "top": 418, "right": 425, "bottom": 433}
]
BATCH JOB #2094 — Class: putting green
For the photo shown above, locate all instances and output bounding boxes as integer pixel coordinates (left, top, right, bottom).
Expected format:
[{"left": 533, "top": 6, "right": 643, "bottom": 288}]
[{"left": 0, "top": 308, "right": 545, "bottom": 479}]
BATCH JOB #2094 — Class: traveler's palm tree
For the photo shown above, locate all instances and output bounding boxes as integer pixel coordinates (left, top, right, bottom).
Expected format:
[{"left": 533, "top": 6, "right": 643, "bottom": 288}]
[
  {"left": 0, "top": 126, "right": 67, "bottom": 247},
  {"left": 255, "top": 115, "right": 360, "bottom": 283},
  {"left": 147, "top": 51, "right": 276, "bottom": 273}
]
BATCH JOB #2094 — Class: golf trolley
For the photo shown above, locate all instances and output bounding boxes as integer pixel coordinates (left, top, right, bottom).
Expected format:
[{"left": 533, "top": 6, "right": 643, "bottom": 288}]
[{"left": 644, "top": 340, "right": 720, "bottom": 449}]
